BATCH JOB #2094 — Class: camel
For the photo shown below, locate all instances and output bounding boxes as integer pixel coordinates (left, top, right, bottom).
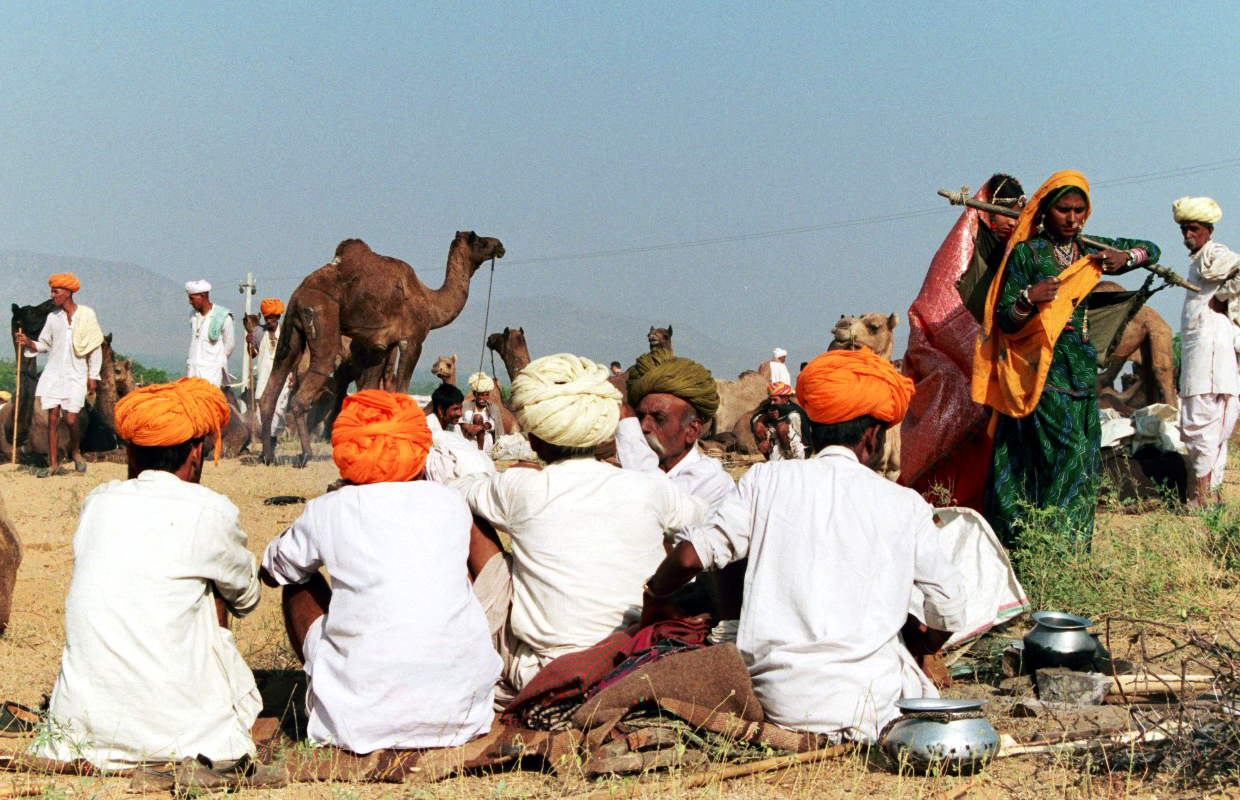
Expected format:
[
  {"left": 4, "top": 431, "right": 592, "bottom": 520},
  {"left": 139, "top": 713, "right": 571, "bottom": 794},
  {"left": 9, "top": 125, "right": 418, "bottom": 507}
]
[
  {"left": 10, "top": 300, "right": 54, "bottom": 451},
  {"left": 0, "top": 489, "right": 19, "bottom": 636},
  {"left": 487, "top": 327, "right": 531, "bottom": 381},
  {"left": 706, "top": 370, "right": 770, "bottom": 452},
  {"left": 431, "top": 355, "right": 457, "bottom": 385},
  {"left": 829, "top": 312, "right": 902, "bottom": 482},
  {"left": 648, "top": 325, "right": 672, "bottom": 354},
  {"left": 259, "top": 232, "right": 505, "bottom": 466},
  {"left": 1093, "top": 281, "right": 1178, "bottom": 412}
]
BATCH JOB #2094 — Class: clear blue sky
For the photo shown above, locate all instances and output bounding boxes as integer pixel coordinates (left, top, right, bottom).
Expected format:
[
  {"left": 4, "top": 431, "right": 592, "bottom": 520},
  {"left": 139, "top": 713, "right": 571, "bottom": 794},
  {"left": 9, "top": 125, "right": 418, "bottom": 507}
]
[{"left": 4, "top": 1, "right": 1239, "bottom": 372}]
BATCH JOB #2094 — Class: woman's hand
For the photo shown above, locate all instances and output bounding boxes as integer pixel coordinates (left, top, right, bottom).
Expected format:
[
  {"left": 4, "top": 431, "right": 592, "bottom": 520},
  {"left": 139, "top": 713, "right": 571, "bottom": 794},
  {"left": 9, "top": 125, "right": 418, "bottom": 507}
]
[
  {"left": 1026, "top": 277, "right": 1061, "bottom": 304},
  {"left": 1091, "top": 250, "right": 1127, "bottom": 273}
]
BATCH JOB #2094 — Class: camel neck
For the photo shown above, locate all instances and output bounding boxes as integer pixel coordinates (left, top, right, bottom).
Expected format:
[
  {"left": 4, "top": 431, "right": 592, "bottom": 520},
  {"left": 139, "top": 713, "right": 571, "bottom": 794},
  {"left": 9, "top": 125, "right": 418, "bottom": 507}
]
[{"left": 426, "top": 243, "right": 478, "bottom": 330}]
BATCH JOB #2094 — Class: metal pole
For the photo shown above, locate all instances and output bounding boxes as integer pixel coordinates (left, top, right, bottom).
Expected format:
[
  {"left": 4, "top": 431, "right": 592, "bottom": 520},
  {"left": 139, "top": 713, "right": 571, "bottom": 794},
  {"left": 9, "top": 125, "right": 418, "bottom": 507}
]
[{"left": 238, "top": 273, "right": 257, "bottom": 432}]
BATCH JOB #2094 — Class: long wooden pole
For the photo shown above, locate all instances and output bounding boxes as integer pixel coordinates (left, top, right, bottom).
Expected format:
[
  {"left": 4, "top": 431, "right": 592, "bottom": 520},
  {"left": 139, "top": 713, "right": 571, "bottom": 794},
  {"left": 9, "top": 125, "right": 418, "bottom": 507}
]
[
  {"left": 938, "top": 188, "right": 1200, "bottom": 293},
  {"left": 11, "top": 330, "right": 21, "bottom": 465}
]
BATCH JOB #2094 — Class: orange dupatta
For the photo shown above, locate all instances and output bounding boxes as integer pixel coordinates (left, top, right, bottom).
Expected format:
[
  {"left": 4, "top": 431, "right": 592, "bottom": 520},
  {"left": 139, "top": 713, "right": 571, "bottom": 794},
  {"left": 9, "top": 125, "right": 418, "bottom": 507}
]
[{"left": 970, "top": 170, "right": 1102, "bottom": 419}]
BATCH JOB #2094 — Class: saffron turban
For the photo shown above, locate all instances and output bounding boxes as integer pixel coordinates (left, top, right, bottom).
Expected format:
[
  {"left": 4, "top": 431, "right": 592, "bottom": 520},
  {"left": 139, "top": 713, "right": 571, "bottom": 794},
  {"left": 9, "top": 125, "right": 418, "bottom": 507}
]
[
  {"left": 0, "top": 391, "right": 10, "bottom": 402},
  {"left": 48, "top": 274, "right": 80, "bottom": 293},
  {"left": 331, "top": 389, "right": 432, "bottom": 484},
  {"left": 114, "top": 377, "right": 231, "bottom": 446},
  {"left": 1173, "top": 196, "right": 1222, "bottom": 225},
  {"left": 626, "top": 349, "right": 720, "bottom": 423},
  {"left": 511, "top": 354, "right": 621, "bottom": 448},
  {"left": 768, "top": 381, "right": 793, "bottom": 397},
  {"left": 796, "top": 349, "right": 914, "bottom": 429},
  {"left": 469, "top": 372, "right": 495, "bottom": 394},
  {"left": 773, "top": 347, "right": 787, "bottom": 358},
  {"left": 259, "top": 298, "right": 284, "bottom": 316},
  {"left": 185, "top": 279, "right": 211, "bottom": 295}
]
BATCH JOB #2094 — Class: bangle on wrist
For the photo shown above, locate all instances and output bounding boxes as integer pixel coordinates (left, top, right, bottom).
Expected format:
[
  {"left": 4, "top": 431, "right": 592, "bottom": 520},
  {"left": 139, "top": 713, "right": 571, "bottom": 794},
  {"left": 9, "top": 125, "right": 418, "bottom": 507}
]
[{"left": 643, "top": 579, "right": 675, "bottom": 600}]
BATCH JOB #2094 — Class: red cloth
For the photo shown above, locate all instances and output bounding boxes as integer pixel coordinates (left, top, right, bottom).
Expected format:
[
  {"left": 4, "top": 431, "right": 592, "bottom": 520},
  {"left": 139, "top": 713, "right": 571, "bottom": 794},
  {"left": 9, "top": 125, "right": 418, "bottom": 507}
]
[{"left": 900, "top": 187, "right": 994, "bottom": 508}]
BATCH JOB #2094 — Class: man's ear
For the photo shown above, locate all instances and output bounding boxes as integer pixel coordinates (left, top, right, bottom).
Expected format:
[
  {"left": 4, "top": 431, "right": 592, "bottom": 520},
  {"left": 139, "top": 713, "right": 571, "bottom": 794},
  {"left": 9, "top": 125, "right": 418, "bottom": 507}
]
[{"left": 187, "top": 439, "right": 206, "bottom": 482}]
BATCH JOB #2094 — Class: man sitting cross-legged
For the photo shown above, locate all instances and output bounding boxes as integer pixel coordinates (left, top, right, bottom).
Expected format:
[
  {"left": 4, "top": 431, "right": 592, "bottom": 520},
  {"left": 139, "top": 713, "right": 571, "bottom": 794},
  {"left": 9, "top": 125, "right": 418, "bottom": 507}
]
[
  {"left": 261, "top": 390, "right": 500, "bottom": 754},
  {"left": 640, "top": 349, "right": 968, "bottom": 744},
  {"left": 453, "top": 354, "right": 706, "bottom": 705},
  {"left": 33, "top": 378, "right": 260, "bottom": 769}
]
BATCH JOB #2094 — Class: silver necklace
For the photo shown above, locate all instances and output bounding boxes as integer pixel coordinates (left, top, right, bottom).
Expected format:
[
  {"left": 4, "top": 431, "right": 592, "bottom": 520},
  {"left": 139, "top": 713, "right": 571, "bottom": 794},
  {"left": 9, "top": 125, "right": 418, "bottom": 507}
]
[{"left": 1052, "top": 239, "right": 1078, "bottom": 267}]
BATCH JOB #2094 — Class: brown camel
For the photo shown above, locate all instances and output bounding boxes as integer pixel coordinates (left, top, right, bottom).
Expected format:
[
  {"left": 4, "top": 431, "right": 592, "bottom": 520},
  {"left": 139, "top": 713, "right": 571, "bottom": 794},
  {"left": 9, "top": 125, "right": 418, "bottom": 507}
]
[
  {"left": 259, "top": 232, "right": 505, "bottom": 466},
  {"left": 0, "top": 489, "right": 20, "bottom": 636},
  {"left": 828, "top": 312, "right": 902, "bottom": 482},
  {"left": 487, "top": 327, "right": 531, "bottom": 381},
  {"left": 647, "top": 325, "right": 673, "bottom": 354},
  {"left": 709, "top": 370, "right": 771, "bottom": 452},
  {"left": 1093, "top": 281, "right": 1178, "bottom": 411},
  {"left": 431, "top": 355, "right": 457, "bottom": 385}
]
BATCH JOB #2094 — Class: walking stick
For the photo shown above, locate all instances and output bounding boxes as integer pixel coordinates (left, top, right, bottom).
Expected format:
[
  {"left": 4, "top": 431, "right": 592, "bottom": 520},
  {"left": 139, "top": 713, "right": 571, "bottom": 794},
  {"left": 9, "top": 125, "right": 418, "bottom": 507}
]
[
  {"left": 11, "top": 329, "right": 20, "bottom": 465},
  {"left": 938, "top": 188, "right": 1200, "bottom": 293}
]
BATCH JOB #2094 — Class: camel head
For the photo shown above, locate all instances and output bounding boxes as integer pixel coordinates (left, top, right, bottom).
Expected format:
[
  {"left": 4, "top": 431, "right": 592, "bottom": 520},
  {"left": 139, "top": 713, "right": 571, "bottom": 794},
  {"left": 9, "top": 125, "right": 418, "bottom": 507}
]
[
  {"left": 648, "top": 325, "right": 673, "bottom": 352},
  {"left": 11, "top": 300, "right": 54, "bottom": 364},
  {"left": 829, "top": 312, "right": 899, "bottom": 361},
  {"left": 453, "top": 231, "right": 505, "bottom": 272},
  {"left": 487, "top": 327, "right": 527, "bottom": 356},
  {"left": 242, "top": 313, "right": 262, "bottom": 335},
  {"left": 115, "top": 357, "right": 136, "bottom": 396},
  {"left": 431, "top": 354, "right": 456, "bottom": 384}
]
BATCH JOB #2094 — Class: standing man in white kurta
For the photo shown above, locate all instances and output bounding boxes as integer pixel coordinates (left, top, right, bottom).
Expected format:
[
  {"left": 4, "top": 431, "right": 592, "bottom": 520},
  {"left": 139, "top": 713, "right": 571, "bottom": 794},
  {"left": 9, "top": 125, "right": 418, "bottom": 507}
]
[
  {"left": 185, "top": 280, "right": 235, "bottom": 388},
  {"left": 247, "top": 298, "right": 291, "bottom": 445},
  {"left": 639, "top": 349, "right": 967, "bottom": 743},
  {"left": 762, "top": 347, "right": 792, "bottom": 385},
  {"left": 1174, "top": 197, "right": 1240, "bottom": 506},
  {"left": 33, "top": 378, "right": 260, "bottom": 769},
  {"left": 14, "top": 273, "right": 104, "bottom": 477}
]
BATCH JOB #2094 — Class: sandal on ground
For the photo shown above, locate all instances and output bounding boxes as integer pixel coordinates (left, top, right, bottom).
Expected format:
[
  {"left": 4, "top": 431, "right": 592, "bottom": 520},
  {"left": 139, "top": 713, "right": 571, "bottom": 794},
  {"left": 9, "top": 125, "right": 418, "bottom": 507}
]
[{"left": 0, "top": 701, "right": 39, "bottom": 733}]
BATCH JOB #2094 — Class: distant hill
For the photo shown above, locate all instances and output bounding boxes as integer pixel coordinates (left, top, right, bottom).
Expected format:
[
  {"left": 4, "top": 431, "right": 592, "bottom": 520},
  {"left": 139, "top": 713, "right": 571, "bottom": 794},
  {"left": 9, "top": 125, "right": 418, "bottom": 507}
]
[{"left": 2, "top": 249, "right": 752, "bottom": 387}]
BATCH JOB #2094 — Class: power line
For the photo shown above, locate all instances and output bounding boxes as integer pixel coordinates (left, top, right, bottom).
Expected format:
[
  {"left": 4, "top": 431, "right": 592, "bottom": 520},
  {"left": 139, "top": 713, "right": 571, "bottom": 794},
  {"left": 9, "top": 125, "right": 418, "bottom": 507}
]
[{"left": 261, "top": 156, "right": 1240, "bottom": 277}]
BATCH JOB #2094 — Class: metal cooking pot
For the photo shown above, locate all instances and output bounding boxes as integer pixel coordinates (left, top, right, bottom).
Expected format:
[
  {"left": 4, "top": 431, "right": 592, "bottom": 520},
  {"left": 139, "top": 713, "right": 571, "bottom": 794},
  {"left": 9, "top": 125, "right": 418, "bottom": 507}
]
[
  {"left": 880, "top": 698, "right": 1000, "bottom": 775},
  {"left": 1023, "top": 611, "right": 1096, "bottom": 671}
]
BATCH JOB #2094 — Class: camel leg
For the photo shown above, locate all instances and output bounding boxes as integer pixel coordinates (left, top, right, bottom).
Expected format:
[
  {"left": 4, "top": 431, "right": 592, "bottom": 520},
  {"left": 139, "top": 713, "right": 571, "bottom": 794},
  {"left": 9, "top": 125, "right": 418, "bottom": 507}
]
[
  {"left": 286, "top": 337, "right": 343, "bottom": 468},
  {"left": 1146, "top": 321, "right": 1178, "bottom": 407},
  {"left": 393, "top": 341, "right": 422, "bottom": 395},
  {"left": 259, "top": 319, "right": 308, "bottom": 465}
]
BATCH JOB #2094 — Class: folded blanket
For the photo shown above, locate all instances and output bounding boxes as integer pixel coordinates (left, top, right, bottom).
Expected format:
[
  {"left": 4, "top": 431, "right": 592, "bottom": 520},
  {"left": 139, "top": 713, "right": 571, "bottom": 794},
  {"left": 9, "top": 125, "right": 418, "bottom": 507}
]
[{"left": 71, "top": 305, "right": 104, "bottom": 358}]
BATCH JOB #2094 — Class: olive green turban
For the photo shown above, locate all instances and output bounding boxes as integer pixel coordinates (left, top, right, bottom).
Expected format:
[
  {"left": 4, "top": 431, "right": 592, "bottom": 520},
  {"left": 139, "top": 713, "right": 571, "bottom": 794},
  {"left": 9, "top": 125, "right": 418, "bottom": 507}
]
[{"left": 626, "top": 348, "right": 720, "bottom": 423}]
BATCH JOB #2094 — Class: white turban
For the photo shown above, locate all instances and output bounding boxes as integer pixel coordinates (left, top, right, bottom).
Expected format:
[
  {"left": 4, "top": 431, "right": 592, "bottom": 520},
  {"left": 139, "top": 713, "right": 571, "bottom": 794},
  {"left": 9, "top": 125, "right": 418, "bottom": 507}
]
[
  {"left": 511, "top": 354, "right": 621, "bottom": 448},
  {"left": 1173, "top": 197, "right": 1222, "bottom": 225},
  {"left": 469, "top": 371, "right": 495, "bottom": 394},
  {"left": 185, "top": 279, "right": 212, "bottom": 295},
  {"left": 773, "top": 347, "right": 787, "bottom": 358}
]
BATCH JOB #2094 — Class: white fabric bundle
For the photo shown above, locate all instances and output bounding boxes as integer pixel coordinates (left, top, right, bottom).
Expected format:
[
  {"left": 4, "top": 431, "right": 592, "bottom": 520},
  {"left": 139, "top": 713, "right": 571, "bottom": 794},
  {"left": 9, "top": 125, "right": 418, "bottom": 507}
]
[
  {"left": 510, "top": 354, "right": 621, "bottom": 448},
  {"left": 1173, "top": 196, "right": 1222, "bottom": 225}
]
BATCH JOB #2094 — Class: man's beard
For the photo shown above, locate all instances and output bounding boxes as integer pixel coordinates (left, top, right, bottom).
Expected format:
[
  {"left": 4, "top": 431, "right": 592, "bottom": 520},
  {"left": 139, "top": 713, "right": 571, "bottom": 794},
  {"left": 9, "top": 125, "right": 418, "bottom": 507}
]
[{"left": 644, "top": 433, "right": 666, "bottom": 458}]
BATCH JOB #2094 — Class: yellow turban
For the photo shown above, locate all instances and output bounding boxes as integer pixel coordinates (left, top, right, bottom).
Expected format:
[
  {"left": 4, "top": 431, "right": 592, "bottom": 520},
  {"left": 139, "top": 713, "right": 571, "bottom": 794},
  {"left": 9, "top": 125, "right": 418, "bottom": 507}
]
[
  {"left": 626, "top": 349, "right": 719, "bottom": 423},
  {"left": 259, "top": 298, "right": 285, "bottom": 316},
  {"left": 1173, "top": 196, "right": 1221, "bottom": 225},
  {"left": 332, "top": 390, "right": 432, "bottom": 484},
  {"left": 511, "top": 354, "right": 621, "bottom": 448},
  {"left": 49, "top": 274, "right": 81, "bottom": 293},
  {"left": 114, "top": 377, "right": 231, "bottom": 446},
  {"left": 0, "top": 391, "right": 10, "bottom": 403},
  {"left": 796, "top": 349, "right": 914, "bottom": 429},
  {"left": 468, "top": 372, "right": 495, "bottom": 394}
]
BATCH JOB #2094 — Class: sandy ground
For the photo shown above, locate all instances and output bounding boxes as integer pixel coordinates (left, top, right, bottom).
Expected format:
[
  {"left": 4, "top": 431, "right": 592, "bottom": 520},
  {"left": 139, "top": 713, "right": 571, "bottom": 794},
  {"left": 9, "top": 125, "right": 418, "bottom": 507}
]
[{"left": 0, "top": 442, "right": 1224, "bottom": 798}]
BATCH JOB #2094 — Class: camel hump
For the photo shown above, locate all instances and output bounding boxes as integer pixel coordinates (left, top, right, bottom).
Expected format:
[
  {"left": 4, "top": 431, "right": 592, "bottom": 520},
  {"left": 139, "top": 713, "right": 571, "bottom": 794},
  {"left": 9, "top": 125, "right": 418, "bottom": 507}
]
[{"left": 334, "top": 239, "right": 372, "bottom": 261}]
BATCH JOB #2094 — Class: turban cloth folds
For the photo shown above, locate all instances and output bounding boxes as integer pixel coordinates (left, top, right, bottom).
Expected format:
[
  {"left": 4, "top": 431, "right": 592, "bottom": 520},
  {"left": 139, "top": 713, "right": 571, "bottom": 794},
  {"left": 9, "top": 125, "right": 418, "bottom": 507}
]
[
  {"left": 259, "top": 298, "right": 284, "bottom": 316},
  {"left": 768, "top": 381, "right": 793, "bottom": 397},
  {"left": 332, "top": 390, "right": 432, "bottom": 484},
  {"left": 626, "top": 349, "right": 719, "bottom": 423},
  {"left": 511, "top": 354, "right": 621, "bottom": 448},
  {"left": 1173, "top": 197, "right": 1221, "bottom": 225},
  {"left": 469, "top": 372, "right": 495, "bottom": 393},
  {"left": 971, "top": 170, "right": 1101, "bottom": 418},
  {"left": 48, "top": 274, "right": 80, "bottom": 293},
  {"left": 773, "top": 347, "right": 787, "bottom": 358},
  {"left": 185, "top": 280, "right": 211, "bottom": 294},
  {"left": 114, "top": 378, "right": 230, "bottom": 453},
  {"left": 796, "top": 349, "right": 914, "bottom": 429}
]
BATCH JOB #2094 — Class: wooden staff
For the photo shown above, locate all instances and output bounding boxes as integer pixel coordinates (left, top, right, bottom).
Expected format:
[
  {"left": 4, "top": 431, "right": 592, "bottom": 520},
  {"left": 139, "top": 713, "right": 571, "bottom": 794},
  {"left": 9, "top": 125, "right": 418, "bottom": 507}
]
[
  {"left": 10, "top": 329, "right": 20, "bottom": 465},
  {"left": 938, "top": 188, "right": 1200, "bottom": 293}
]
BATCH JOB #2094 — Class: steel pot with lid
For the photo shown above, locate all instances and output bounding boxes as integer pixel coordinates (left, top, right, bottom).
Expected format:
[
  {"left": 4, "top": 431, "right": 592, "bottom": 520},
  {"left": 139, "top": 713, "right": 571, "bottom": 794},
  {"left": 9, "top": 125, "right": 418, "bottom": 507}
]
[
  {"left": 1023, "top": 611, "right": 1096, "bottom": 671},
  {"left": 879, "top": 698, "right": 999, "bottom": 775}
]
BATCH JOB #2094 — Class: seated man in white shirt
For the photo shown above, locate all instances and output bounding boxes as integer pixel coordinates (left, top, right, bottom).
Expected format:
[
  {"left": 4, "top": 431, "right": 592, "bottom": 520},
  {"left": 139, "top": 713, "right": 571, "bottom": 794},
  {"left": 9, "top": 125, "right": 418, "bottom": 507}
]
[
  {"left": 424, "top": 382, "right": 495, "bottom": 483},
  {"left": 459, "top": 372, "right": 503, "bottom": 452},
  {"left": 33, "top": 378, "right": 261, "bottom": 769},
  {"left": 426, "top": 382, "right": 465, "bottom": 433},
  {"left": 640, "top": 349, "right": 968, "bottom": 744},
  {"left": 261, "top": 389, "right": 500, "bottom": 754},
  {"left": 454, "top": 354, "right": 706, "bottom": 704}
]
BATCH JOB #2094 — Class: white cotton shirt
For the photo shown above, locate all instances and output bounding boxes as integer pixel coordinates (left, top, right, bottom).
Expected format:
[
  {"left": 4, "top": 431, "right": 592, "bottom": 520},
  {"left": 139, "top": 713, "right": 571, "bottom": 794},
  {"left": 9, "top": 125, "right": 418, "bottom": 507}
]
[
  {"left": 34, "top": 471, "right": 261, "bottom": 769},
  {"left": 456, "top": 400, "right": 503, "bottom": 453},
  {"left": 614, "top": 417, "right": 735, "bottom": 511},
  {"left": 187, "top": 309, "right": 235, "bottom": 387},
  {"left": 425, "top": 425, "right": 496, "bottom": 484},
  {"left": 1180, "top": 240, "right": 1240, "bottom": 397},
  {"left": 452, "top": 458, "right": 707, "bottom": 688},
  {"left": 767, "top": 360, "right": 791, "bottom": 385},
  {"left": 261, "top": 481, "right": 500, "bottom": 754},
  {"left": 25, "top": 308, "right": 102, "bottom": 404},
  {"left": 680, "top": 446, "right": 968, "bottom": 743}
]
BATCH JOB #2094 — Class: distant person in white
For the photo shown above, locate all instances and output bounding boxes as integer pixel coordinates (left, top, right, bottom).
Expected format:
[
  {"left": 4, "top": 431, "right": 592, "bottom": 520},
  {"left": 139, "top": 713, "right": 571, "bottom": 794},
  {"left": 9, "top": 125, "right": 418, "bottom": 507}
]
[
  {"left": 424, "top": 383, "right": 495, "bottom": 483},
  {"left": 261, "top": 390, "right": 499, "bottom": 753},
  {"left": 458, "top": 372, "right": 503, "bottom": 453},
  {"left": 33, "top": 378, "right": 260, "bottom": 769},
  {"left": 762, "top": 347, "right": 792, "bottom": 385},
  {"left": 247, "top": 297, "right": 291, "bottom": 446},
  {"left": 14, "top": 273, "right": 104, "bottom": 477},
  {"left": 454, "top": 354, "right": 705, "bottom": 703},
  {"left": 639, "top": 349, "right": 966, "bottom": 744},
  {"left": 1174, "top": 197, "right": 1240, "bottom": 507},
  {"left": 185, "top": 279, "right": 235, "bottom": 388}
]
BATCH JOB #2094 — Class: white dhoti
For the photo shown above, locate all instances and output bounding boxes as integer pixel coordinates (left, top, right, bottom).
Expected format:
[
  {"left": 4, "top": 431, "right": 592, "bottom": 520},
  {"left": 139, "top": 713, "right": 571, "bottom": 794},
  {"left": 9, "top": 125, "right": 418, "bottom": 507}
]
[{"left": 1180, "top": 393, "right": 1240, "bottom": 489}]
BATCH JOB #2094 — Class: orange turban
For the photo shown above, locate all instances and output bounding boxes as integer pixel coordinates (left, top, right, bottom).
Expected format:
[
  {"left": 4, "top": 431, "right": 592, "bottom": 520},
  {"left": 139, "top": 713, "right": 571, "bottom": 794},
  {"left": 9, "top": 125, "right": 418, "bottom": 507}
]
[
  {"left": 795, "top": 349, "right": 914, "bottom": 429},
  {"left": 331, "top": 390, "right": 432, "bottom": 484},
  {"left": 49, "top": 274, "right": 81, "bottom": 293},
  {"left": 259, "top": 298, "right": 284, "bottom": 316},
  {"left": 114, "top": 377, "right": 230, "bottom": 447},
  {"left": 768, "top": 381, "right": 793, "bottom": 397}
]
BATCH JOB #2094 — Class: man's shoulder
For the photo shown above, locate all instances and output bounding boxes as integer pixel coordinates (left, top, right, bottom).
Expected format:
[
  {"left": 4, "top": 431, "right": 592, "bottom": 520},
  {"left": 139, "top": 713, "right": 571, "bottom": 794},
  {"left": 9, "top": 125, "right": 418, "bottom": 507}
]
[{"left": 91, "top": 473, "right": 240, "bottom": 519}]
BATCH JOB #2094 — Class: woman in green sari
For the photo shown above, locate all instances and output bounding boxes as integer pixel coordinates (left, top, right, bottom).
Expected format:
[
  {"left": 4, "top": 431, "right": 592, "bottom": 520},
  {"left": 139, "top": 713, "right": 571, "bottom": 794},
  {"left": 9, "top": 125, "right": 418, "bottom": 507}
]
[{"left": 981, "top": 172, "right": 1160, "bottom": 547}]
